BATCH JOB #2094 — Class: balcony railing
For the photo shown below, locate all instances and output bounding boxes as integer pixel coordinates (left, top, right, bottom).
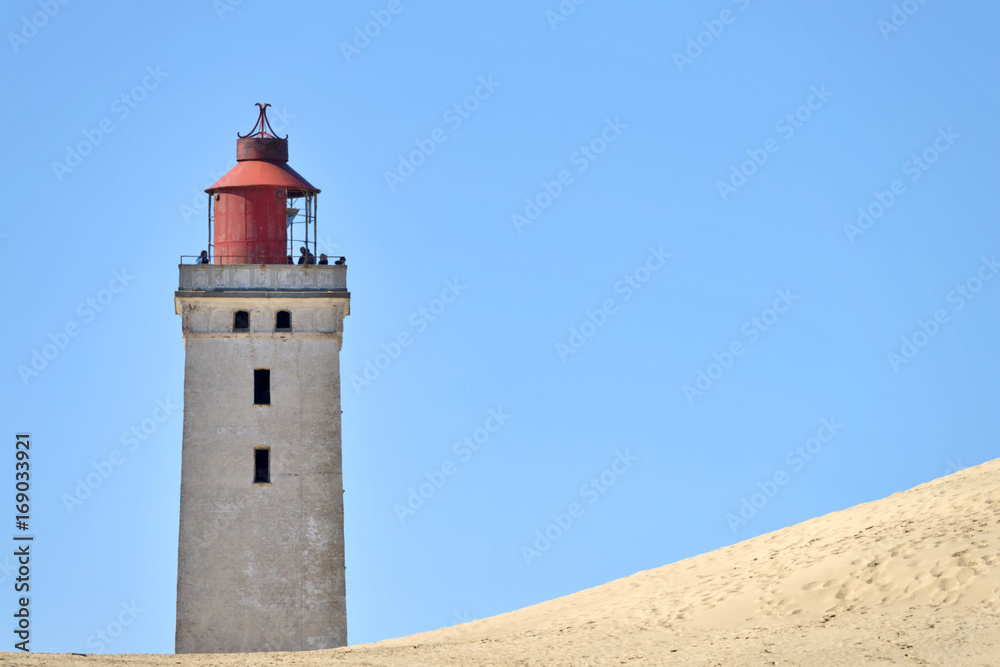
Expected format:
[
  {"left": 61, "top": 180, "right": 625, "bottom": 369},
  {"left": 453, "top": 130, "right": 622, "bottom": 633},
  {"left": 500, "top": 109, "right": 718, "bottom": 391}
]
[{"left": 180, "top": 254, "right": 346, "bottom": 266}]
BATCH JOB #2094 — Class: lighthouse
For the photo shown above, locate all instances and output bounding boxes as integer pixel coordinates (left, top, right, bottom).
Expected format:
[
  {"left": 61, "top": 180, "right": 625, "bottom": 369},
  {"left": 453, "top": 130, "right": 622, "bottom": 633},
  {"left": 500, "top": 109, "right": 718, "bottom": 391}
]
[{"left": 173, "top": 104, "right": 349, "bottom": 653}]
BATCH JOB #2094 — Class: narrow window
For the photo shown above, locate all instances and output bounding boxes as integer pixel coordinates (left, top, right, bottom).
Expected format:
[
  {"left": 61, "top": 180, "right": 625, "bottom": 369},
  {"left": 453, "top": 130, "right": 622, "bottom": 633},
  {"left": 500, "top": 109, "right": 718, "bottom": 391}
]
[
  {"left": 234, "top": 310, "right": 250, "bottom": 331},
  {"left": 254, "top": 369, "right": 270, "bottom": 405},
  {"left": 275, "top": 310, "right": 291, "bottom": 331},
  {"left": 253, "top": 448, "right": 270, "bottom": 484}
]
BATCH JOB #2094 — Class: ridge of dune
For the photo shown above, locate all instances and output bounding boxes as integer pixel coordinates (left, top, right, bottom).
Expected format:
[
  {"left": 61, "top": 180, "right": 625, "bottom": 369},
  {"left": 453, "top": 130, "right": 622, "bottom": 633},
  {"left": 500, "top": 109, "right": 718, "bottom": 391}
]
[{"left": 8, "top": 459, "right": 1000, "bottom": 666}]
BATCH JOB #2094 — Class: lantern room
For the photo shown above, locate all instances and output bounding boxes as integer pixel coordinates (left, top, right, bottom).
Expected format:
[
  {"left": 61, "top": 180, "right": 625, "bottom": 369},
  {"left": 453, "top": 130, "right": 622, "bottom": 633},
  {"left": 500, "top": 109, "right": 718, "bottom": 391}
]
[{"left": 204, "top": 103, "right": 320, "bottom": 265}]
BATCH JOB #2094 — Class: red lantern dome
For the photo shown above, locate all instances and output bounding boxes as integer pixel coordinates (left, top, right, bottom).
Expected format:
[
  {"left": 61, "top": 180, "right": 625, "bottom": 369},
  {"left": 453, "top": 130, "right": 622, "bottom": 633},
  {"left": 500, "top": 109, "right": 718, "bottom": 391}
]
[{"left": 205, "top": 104, "right": 320, "bottom": 265}]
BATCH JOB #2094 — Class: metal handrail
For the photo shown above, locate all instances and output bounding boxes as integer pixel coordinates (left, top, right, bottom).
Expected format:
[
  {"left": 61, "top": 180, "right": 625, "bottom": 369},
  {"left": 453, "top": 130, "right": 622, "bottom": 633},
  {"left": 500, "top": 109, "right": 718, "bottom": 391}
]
[{"left": 180, "top": 255, "right": 346, "bottom": 265}]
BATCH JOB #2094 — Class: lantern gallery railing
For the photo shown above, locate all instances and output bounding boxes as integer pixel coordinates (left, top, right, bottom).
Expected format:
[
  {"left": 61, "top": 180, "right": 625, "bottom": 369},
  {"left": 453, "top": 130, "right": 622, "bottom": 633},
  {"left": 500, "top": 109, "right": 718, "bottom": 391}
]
[{"left": 180, "top": 254, "right": 346, "bottom": 266}]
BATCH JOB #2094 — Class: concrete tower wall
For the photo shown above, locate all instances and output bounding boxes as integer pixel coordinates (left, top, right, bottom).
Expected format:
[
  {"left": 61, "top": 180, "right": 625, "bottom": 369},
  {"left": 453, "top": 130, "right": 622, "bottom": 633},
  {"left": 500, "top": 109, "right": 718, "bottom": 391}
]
[{"left": 174, "top": 267, "right": 349, "bottom": 653}]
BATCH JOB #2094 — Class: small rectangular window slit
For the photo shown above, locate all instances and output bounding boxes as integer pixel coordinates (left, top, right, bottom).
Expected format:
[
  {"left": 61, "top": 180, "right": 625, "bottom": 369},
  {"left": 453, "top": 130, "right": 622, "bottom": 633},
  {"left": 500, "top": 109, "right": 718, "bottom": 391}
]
[
  {"left": 253, "top": 448, "right": 270, "bottom": 484},
  {"left": 254, "top": 369, "right": 270, "bottom": 405}
]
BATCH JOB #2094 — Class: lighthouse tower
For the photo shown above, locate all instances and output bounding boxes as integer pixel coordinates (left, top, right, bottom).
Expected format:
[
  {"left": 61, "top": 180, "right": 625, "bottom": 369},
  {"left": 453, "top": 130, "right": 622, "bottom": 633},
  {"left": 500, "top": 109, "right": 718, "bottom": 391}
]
[{"left": 174, "top": 104, "right": 349, "bottom": 653}]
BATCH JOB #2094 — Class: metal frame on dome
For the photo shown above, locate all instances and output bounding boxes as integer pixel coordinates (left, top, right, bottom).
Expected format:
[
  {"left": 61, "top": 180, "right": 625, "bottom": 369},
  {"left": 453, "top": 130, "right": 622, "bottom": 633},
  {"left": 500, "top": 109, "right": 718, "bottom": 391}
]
[{"left": 286, "top": 190, "right": 318, "bottom": 263}]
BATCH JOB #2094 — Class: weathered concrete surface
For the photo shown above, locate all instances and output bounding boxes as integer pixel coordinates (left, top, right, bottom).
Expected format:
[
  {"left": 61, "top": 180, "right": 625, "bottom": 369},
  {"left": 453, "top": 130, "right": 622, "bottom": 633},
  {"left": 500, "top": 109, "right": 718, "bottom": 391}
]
[
  {"left": 178, "top": 264, "right": 347, "bottom": 292},
  {"left": 174, "top": 270, "right": 349, "bottom": 653}
]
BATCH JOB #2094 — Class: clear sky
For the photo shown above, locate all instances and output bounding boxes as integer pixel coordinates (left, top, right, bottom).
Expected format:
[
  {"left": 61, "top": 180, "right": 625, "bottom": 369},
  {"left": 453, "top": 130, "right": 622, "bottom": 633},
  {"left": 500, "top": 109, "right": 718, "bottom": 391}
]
[{"left": 3, "top": 0, "right": 999, "bottom": 654}]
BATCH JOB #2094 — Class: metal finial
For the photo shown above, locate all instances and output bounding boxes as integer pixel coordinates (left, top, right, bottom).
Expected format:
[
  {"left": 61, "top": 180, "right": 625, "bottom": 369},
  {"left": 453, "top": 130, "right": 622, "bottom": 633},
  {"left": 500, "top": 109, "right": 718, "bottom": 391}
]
[{"left": 237, "top": 103, "right": 287, "bottom": 139}]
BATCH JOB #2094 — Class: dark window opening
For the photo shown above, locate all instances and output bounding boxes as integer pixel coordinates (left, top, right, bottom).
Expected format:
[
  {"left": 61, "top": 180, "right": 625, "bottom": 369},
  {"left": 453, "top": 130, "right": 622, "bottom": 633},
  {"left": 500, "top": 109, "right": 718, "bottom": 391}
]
[
  {"left": 254, "top": 369, "right": 270, "bottom": 405},
  {"left": 254, "top": 448, "right": 270, "bottom": 484},
  {"left": 234, "top": 310, "right": 250, "bottom": 331},
  {"left": 275, "top": 310, "right": 291, "bottom": 331}
]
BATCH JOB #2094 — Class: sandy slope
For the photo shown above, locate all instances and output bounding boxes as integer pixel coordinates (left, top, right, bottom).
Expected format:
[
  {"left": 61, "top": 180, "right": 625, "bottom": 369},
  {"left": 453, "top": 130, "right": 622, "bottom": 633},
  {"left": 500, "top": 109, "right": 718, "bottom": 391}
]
[{"left": 10, "top": 459, "right": 1000, "bottom": 666}]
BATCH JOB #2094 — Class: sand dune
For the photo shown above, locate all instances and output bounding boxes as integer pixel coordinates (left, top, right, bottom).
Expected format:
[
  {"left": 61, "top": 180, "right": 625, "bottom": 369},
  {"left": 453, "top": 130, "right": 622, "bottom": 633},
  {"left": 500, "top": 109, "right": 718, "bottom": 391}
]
[{"left": 9, "top": 459, "right": 1000, "bottom": 666}]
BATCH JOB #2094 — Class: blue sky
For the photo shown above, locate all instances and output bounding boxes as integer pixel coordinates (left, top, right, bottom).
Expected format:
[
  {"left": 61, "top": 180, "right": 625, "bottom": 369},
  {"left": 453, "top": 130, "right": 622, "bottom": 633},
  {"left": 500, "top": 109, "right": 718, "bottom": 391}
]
[{"left": 3, "top": 0, "right": 999, "bottom": 654}]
